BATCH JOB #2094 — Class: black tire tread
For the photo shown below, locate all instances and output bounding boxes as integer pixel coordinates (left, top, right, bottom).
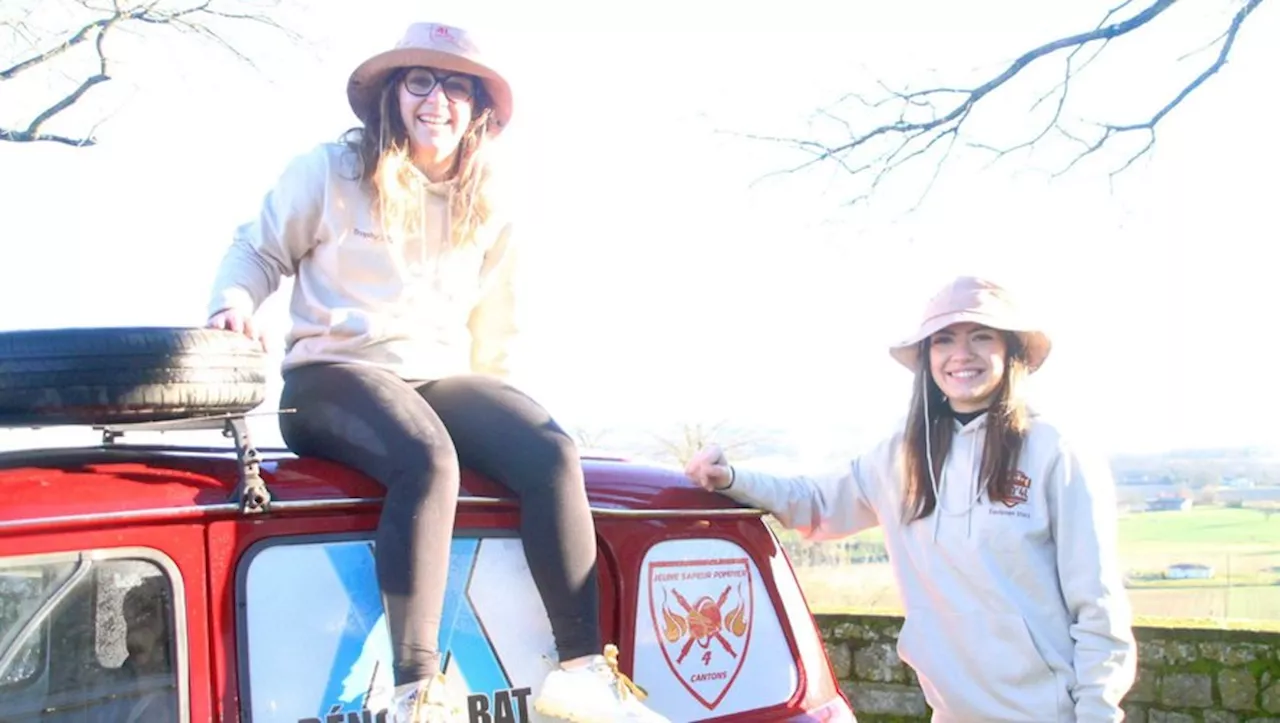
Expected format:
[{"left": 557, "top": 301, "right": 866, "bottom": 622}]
[{"left": 0, "top": 327, "right": 269, "bottom": 426}]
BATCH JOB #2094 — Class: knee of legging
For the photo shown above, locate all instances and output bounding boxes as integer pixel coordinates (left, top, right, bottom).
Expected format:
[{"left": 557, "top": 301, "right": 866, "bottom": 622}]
[
  {"left": 530, "top": 431, "right": 584, "bottom": 487},
  {"left": 396, "top": 436, "right": 461, "bottom": 489}
]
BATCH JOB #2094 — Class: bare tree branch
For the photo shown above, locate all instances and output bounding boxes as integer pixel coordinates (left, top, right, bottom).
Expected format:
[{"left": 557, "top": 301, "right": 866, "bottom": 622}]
[
  {"left": 1, "top": 0, "right": 295, "bottom": 146},
  {"left": 1055, "top": 0, "right": 1263, "bottom": 179},
  {"left": 808, "top": 0, "right": 1175, "bottom": 161},
  {"left": 18, "top": 17, "right": 113, "bottom": 133},
  {"left": 0, "top": 16, "right": 112, "bottom": 80},
  {"left": 746, "top": 0, "right": 1267, "bottom": 207},
  {"left": 0, "top": 128, "right": 96, "bottom": 146}
]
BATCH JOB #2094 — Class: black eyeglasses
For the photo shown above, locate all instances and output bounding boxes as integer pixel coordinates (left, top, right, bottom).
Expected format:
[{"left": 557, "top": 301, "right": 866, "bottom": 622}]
[{"left": 402, "top": 68, "right": 477, "bottom": 103}]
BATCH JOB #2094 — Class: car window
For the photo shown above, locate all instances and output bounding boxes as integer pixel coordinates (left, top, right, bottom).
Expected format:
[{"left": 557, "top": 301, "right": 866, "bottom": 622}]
[
  {"left": 631, "top": 537, "right": 800, "bottom": 722},
  {"left": 0, "top": 553, "right": 182, "bottom": 723},
  {"left": 239, "top": 536, "right": 561, "bottom": 723}
]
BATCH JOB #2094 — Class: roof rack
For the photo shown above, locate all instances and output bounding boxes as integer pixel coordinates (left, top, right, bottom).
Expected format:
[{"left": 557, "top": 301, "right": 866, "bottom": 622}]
[{"left": 96, "top": 410, "right": 293, "bottom": 515}]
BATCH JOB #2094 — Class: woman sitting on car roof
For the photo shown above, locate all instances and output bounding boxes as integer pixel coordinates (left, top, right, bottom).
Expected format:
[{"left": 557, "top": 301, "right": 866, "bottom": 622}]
[{"left": 206, "top": 20, "right": 668, "bottom": 723}]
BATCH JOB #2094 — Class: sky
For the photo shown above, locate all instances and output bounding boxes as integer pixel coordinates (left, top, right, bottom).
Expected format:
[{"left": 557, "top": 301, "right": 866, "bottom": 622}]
[{"left": 1, "top": 0, "right": 1277, "bottom": 461}]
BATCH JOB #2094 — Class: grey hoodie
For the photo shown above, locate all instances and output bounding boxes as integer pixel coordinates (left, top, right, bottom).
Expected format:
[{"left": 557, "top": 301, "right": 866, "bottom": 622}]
[
  {"left": 724, "top": 414, "right": 1137, "bottom": 722},
  {"left": 208, "top": 142, "right": 517, "bottom": 380}
]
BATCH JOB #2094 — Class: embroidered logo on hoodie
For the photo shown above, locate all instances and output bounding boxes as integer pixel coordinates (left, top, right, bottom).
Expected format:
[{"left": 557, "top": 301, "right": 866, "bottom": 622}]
[
  {"left": 988, "top": 470, "right": 1029, "bottom": 516},
  {"left": 991, "top": 471, "right": 1034, "bottom": 518},
  {"left": 1002, "top": 471, "right": 1031, "bottom": 508}
]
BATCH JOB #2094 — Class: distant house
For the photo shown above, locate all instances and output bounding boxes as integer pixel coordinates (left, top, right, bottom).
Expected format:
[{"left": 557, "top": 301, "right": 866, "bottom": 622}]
[
  {"left": 1165, "top": 563, "right": 1214, "bottom": 580},
  {"left": 1147, "top": 498, "right": 1193, "bottom": 512}
]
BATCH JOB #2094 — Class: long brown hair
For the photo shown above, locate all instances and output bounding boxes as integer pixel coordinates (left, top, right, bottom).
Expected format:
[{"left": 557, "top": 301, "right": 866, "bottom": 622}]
[
  {"left": 901, "top": 330, "right": 1031, "bottom": 522},
  {"left": 339, "top": 67, "right": 497, "bottom": 247}
]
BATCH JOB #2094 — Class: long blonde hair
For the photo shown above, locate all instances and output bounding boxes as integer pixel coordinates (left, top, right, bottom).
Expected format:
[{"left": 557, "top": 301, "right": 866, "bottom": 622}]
[
  {"left": 900, "top": 330, "right": 1032, "bottom": 522},
  {"left": 341, "top": 67, "right": 496, "bottom": 247}
]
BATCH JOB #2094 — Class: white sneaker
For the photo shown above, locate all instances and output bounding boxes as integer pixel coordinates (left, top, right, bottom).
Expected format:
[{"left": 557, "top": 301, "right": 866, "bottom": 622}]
[
  {"left": 386, "top": 673, "right": 465, "bottom": 723},
  {"left": 534, "top": 644, "right": 671, "bottom": 723}
]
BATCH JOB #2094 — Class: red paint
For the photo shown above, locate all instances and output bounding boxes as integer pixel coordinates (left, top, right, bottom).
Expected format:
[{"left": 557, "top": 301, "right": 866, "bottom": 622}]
[{"left": 0, "top": 444, "right": 855, "bottom": 722}]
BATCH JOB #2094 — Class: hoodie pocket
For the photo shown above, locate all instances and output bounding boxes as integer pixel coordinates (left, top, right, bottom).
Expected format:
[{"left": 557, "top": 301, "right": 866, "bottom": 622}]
[{"left": 897, "top": 610, "right": 1061, "bottom": 722}]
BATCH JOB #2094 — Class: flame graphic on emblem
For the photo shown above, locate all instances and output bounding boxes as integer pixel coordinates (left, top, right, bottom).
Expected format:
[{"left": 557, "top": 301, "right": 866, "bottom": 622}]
[
  {"left": 725, "top": 583, "right": 748, "bottom": 637},
  {"left": 661, "top": 587, "right": 688, "bottom": 643}
]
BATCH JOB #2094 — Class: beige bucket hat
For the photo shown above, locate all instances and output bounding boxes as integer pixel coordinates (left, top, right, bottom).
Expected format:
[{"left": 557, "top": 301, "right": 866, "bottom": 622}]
[
  {"left": 347, "top": 22, "right": 513, "bottom": 134},
  {"left": 889, "top": 276, "right": 1052, "bottom": 373}
]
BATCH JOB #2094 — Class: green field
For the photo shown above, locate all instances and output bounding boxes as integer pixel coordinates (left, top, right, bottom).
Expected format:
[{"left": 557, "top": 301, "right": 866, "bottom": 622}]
[
  {"left": 1119, "top": 506, "right": 1277, "bottom": 545},
  {"left": 784, "top": 506, "right": 1280, "bottom": 630}
]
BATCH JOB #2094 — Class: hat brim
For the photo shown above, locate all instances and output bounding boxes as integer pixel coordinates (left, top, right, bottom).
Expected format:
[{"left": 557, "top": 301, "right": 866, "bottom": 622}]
[
  {"left": 888, "top": 310, "right": 1052, "bottom": 373},
  {"left": 346, "top": 48, "right": 513, "bottom": 134}
]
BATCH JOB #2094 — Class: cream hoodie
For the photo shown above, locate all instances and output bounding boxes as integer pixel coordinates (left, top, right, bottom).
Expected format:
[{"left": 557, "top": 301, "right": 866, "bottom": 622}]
[
  {"left": 207, "top": 142, "right": 517, "bottom": 380},
  {"left": 724, "top": 414, "right": 1136, "bottom": 722}
]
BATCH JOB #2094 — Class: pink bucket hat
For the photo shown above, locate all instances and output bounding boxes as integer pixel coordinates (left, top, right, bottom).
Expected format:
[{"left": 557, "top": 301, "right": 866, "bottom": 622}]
[
  {"left": 347, "top": 22, "right": 513, "bottom": 134},
  {"left": 889, "top": 276, "right": 1052, "bottom": 373}
]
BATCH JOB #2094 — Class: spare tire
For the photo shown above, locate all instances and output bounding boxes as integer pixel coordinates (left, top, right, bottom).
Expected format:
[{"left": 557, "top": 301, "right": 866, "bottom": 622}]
[{"left": 0, "top": 327, "right": 269, "bottom": 426}]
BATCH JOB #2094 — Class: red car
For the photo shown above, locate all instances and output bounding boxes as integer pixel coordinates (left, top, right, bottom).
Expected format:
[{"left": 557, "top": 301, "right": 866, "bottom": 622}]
[{"left": 0, "top": 328, "right": 854, "bottom": 723}]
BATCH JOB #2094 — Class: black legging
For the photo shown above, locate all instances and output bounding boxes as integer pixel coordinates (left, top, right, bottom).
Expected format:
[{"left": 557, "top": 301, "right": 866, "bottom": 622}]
[{"left": 278, "top": 363, "right": 600, "bottom": 686}]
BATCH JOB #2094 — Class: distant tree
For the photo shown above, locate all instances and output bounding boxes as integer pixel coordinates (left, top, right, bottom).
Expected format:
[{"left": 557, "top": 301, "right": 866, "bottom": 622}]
[
  {"left": 569, "top": 426, "right": 614, "bottom": 451},
  {"left": 1195, "top": 485, "right": 1221, "bottom": 506},
  {"left": 2, "top": 0, "right": 296, "bottom": 147},
  {"left": 1190, "top": 469, "right": 1222, "bottom": 489},
  {"left": 650, "top": 419, "right": 767, "bottom": 468}
]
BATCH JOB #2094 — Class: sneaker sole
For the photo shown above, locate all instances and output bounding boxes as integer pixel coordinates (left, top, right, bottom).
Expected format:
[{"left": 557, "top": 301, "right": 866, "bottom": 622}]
[{"left": 533, "top": 697, "right": 605, "bottom": 723}]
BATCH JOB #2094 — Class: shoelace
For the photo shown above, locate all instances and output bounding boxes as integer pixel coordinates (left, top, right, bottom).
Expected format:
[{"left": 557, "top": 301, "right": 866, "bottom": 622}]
[
  {"left": 409, "top": 674, "right": 461, "bottom": 721},
  {"left": 602, "top": 644, "right": 648, "bottom": 702}
]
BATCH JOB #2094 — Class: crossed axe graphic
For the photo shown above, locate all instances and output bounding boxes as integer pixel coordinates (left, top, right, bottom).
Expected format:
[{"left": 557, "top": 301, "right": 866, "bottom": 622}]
[{"left": 672, "top": 585, "right": 738, "bottom": 664}]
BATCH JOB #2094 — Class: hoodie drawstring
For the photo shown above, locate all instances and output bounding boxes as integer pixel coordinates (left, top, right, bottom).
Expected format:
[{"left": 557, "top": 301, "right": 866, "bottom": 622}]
[
  {"left": 928, "top": 427, "right": 985, "bottom": 542},
  {"left": 967, "top": 431, "right": 980, "bottom": 537},
  {"left": 434, "top": 186, "right": 452, "bottom": 293},
  {"left": 923, "top": 374, "right": 986, "bottom": 542}
]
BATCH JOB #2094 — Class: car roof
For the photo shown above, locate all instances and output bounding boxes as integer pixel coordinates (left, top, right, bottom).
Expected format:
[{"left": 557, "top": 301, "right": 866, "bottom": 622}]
[{"left": 0, "top": 442, "right": 754, "bottom": 531}]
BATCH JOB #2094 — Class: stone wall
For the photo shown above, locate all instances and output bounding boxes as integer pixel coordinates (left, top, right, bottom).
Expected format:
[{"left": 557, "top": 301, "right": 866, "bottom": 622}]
[{"left": 816, "top": 614, "right": 1280, "bottom": 722}]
